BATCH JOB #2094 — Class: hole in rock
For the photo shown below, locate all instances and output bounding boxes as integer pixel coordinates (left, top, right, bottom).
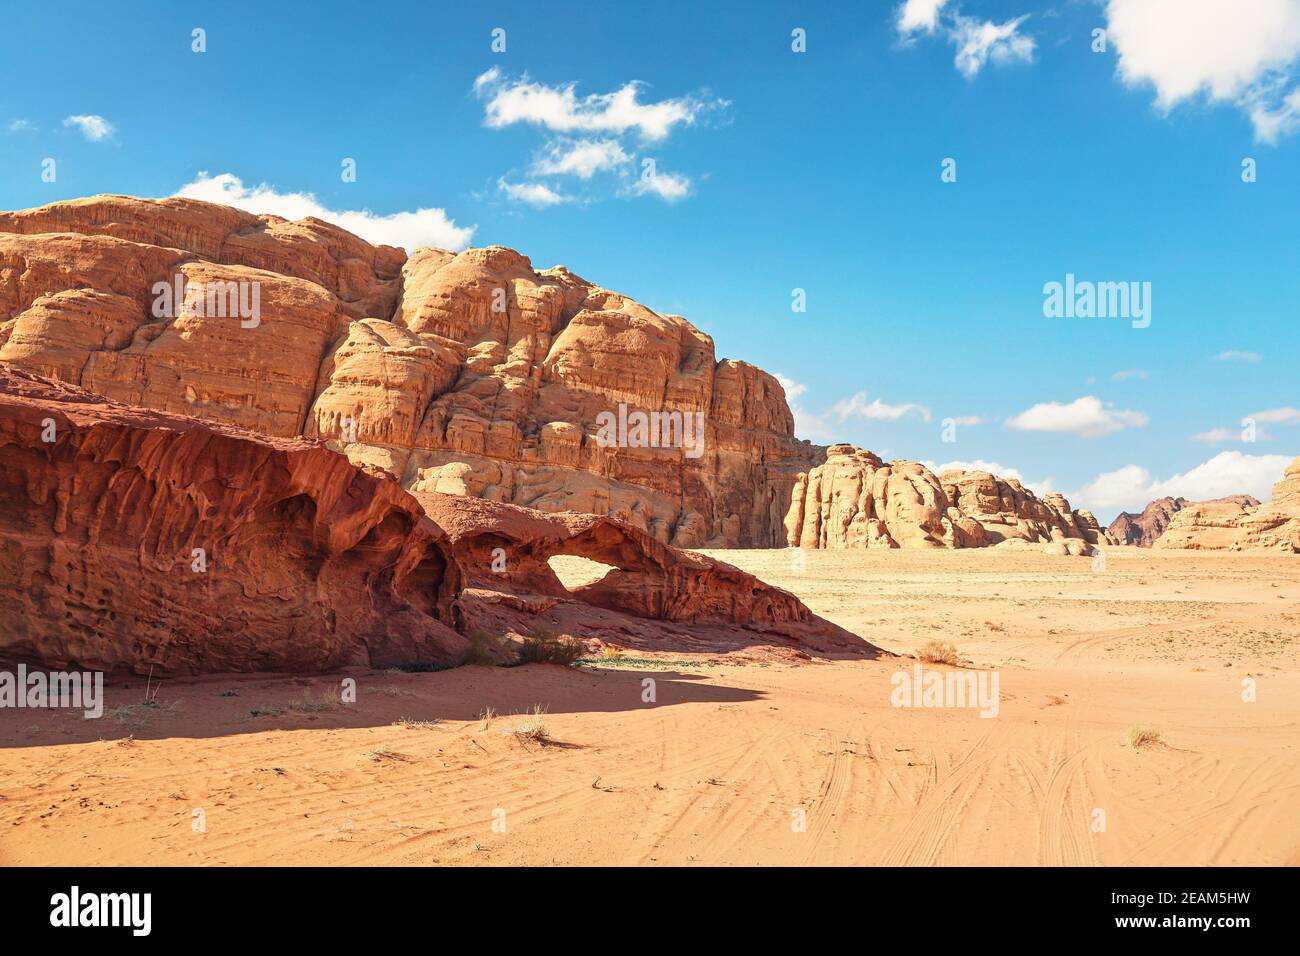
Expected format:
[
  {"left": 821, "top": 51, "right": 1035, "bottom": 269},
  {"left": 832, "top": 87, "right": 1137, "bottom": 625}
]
[{"left": 547, "top": 554, "right": 619, "bottom": 592}]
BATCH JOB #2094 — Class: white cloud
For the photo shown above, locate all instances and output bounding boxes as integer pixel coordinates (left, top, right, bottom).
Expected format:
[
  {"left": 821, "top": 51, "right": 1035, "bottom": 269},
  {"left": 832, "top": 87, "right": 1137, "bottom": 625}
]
[
  {"left": 626, "top": 170, "right": 692, "bottom": 202},
  {"left": 172, "top": 172, "right": 473, "bottom": 252},
  {"left": 1106, "top": 0, "right": 1300, "bottom": 142},
  {"left": 1193, "top": 425, "right": 1273, "bottom": 444},
  {"left": 532, "top": 138, "right": 630, "bottom": 179},
  {"left": 952, "top": 15, "right": 1036, "bottom": 78},
  {"left": 1216, "top": 349, "right": 1262, "bottom": 362},
  {"left": 792, "top": 407, "right": 835, "bottom": 441},
  {"left": 474, "top": 68, "right": 724, "bottom": 142},
  {"left": 833, "top": 391, "right": 933, "bottom": 423},
  {"left": 498, "top": 178, "right": 569, "bottom": 207},
  {"left": 774, "top": 374, "right": 807, "bottom": 401},
  {"left": 1005, "top": 395, "right": 1149, "bottom": 437},
  {"left": 6, "top": 119, "right": 36, "bottom": 133},
  {"left": 1250, "top": 85, "right": 1300, "bottom": 142},
  {"left": 1249, "top": 406, "right": 1300, "bottom": 424},
  {"left": 1072, "top": 452, "right": 1294, "bottom": 512},
  {"left": 895, "top": 4, "right": 1035, "bottom": 78},
  {"left": 923, "top": 458, "right": 1055, "bottom": 495},
  {"left": 898, "top": 0, "right": 951, "bottom": 35},
  {"left": 63, "top": 114, "right": 114, "bottom": 141},
  {"left": 1111, "top": 368, "right": 1149, "bottom": 381},
  {"left": 775, "top": 375, "right": 835, "bottom": 440}
]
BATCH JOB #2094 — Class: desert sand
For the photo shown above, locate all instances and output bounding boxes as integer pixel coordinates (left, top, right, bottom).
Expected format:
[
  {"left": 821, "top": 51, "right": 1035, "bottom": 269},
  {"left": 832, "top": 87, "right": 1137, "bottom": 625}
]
[{"left": 2, "top": 546, "right": 1297, "bottom": 867}]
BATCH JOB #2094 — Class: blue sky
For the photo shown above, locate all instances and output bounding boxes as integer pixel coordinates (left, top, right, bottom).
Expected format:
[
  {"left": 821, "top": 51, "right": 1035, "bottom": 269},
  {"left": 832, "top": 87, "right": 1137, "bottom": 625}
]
[{"left": 2, "top": 0, "right": 1297, "bottom": 521}]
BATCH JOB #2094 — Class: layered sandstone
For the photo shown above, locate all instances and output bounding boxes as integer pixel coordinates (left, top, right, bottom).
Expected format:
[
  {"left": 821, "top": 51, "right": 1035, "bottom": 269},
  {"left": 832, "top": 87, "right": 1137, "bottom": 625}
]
[
  {"left": 0, "top": 196, "right": 816, "bottom": 548},
  {"left": 0, "top": 366, "right": 872, "bottom": 673},
  {"left": 782, "top": 445, "right": 1099, "bottom": 552},
  {"left": 417, "top": 492, "right": 868, "bottom": 657},
  {"left": 1108, "top": 495, "right": 1260, "bottom": 547},
  {"left": 0, "top": 365, "right": 463, "bottom": 674},
  {"left": 1154, "top": 461, "right": 1300, "bottom": 552},
  {"left": 941, "top": 470, "right": 1103, "bottom": 546}
]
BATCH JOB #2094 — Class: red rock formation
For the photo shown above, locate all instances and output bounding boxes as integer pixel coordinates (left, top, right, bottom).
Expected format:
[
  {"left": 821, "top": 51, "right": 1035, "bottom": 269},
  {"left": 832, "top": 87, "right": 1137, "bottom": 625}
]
[
  {"left": 417, "top": 492, "right": 866, "bottom": 657},
  {"left": 0, "top": 366, "right": 874, "bottom": 673},
  {"left": 0, "top": 196, "right": 816, "bottom": 548},
  {"left": 0, "top": 365, "right": 463, "bottom": 674}
]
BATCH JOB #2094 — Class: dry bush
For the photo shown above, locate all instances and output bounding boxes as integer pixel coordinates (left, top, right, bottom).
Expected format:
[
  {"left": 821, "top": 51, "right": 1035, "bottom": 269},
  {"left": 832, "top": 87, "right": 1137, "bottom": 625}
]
[
  {"left": 512, "top": 705, "right": 550, "bottom": 747},
  {"left": 917, "top": 640, "right": 960, "bottom": 665},
  {"left": 461, "top": 630, "right": 510, "bottom": 666},
  {"left": 394, "top": 717, "right": 439, "bottom": 730},
  {"left": 1128, "top": 726, "right": 1163, "bottom": 749},
  {"left": 518, "top": 629, "right": 586, "bottom": 665}
]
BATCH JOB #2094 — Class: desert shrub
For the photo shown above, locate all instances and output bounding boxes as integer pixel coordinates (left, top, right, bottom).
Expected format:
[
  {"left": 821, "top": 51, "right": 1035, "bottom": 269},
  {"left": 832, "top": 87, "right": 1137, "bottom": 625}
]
[
  {"left": 917, "top": 640, "right": 960, "bottom": 665},
  {"left": 1128, "top": 726, "right": 1163, "bottom": 749},
  {"left": 393, "top": 660, "right": 452, "bottom": 673},
  {"left": 512, "top": 705, "right": 550, "bottom": 746},
  {"left": 461, "top": 630, "right": 510, "bottom": 666},
  {"left": 518, "top": 629, "right": 586, "bottom": 666}
]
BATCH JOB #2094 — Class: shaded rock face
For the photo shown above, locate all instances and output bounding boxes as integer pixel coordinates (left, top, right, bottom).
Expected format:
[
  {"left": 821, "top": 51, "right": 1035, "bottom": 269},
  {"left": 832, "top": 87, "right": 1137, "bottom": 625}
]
[
  {"left": 0, "top": 196, "right": 817, "bottom": 548},
  {"left": 782, "top": 445, "right": 1099, "bottom": 550},
  {"left": 417, "top": 493, "right": 868, "bottom": 658},
  {"left": 0, "top": 366, "right": 463, "bottom": 674},
  {"left": 0, "top": 367, "right": 874, "bottom": 674},
  {"left": 1154, "top": 465, "right": 1300, "bottom": 552},
  {"left": 1107, "top": 495, "right": 1260, "bottom": 547}
]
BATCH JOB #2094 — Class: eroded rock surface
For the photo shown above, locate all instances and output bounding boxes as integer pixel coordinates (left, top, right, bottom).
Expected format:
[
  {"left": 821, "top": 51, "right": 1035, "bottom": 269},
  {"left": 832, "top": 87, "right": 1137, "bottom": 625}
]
[
  {"left": 0, "top": 365, "right": 462, "bottom": 674},
  {"left": 0, "top": 366, "right": 874, "bottom": 672},
  {"left": 782, "top": 445, "right": 1099, "bottom": 551},
  {"left": 1154, "top": 462, "right": 1300, "bottom": 552},
  {"left": 0, "top": 196, "right": 816, "bottom": 548},
  {"left": 1107, "top": 495, "right": 1259, "bottom": 547}
]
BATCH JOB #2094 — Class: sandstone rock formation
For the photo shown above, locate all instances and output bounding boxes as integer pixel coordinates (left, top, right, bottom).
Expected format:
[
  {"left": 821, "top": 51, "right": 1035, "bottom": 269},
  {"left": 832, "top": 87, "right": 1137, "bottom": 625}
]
[
  {"left": 0, "top": 365, "right": 463, "bottom": 674},
  {"left": 1107, "top": 495, "right": 1260, "bottom": 547},
  {"left": 940, "top": 470, "right": 1103, "bottom": 547},
  {"left": 783, "top": 445, "right": 1100, "bottom": 551},
  {"left": 0, "top": 366, "right": 873, "bottom": 674},
  {"left": 1154, "top": 463, "right": 1300, "bottom": 552},
  {"left": 0, "top": 193, "right": 1121, "bottom": 560},
  {"left": 0, "top": 196, "right": 816, "bottom": 548},
  {"left": 417, "top": 492, "right": 868, "bottom": 658}
]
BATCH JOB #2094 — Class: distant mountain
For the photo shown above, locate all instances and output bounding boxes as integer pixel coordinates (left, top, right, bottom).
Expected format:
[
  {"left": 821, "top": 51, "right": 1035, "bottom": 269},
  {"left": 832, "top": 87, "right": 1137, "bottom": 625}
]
[{"left": 1108, "top": 495, "right": 1260, "bottom": 547}]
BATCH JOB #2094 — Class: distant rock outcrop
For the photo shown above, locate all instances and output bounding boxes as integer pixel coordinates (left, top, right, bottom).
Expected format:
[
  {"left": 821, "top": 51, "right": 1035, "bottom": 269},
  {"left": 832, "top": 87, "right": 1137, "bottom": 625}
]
[
  {"left": 1108, "top": 495, "right": 1260, "bottom": 547},
  {"left": 0, "top": 365, "right": 873, "bottom": 674},
  {"left": 1154, "top": 464, "right": 1299, "bottom": 552},
  {"left": 782, "top": 445, "right": 1099, "bottom": 552}
]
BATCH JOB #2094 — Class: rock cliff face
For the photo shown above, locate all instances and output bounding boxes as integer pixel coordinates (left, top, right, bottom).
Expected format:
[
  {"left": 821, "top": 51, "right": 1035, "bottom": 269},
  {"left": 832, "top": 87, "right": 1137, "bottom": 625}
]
[
  {"left": 1154, "top": 462, "right": 1300, "bottom": 552},
  {"left": 1107, "top": 495, "right": 1259, "bottom": 547},
  {"left": 782, "top": 445, "right": 1100, "bottom": 551},
  {"left": 0, "top": 193, "right": 1135, "bottom": 559},
  {"left": 0, "top": 366, "right": 871, "bottom": 673},
  {"left": 940, "top": 470, "right": 1103, "bottom": 546},
  {"left": 0, "top": 365, "right": 463, "bottom": 674},
  {"left": 0, "top": 196, "right": 816, "bottom": 548}
]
